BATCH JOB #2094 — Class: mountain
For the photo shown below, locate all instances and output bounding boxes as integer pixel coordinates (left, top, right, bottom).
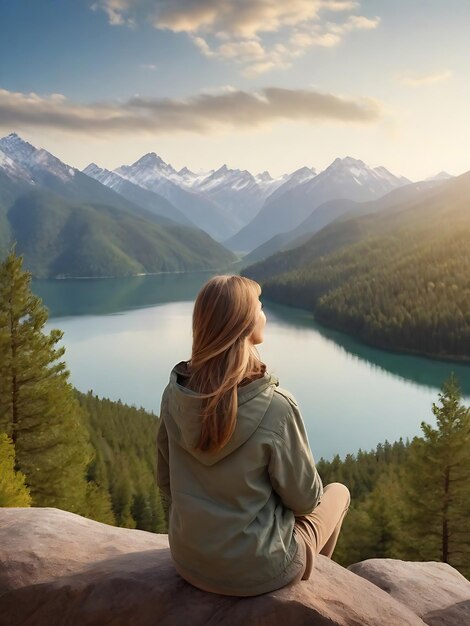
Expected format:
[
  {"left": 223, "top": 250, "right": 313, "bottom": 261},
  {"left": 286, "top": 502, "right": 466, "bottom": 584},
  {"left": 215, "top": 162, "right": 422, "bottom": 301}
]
[
  {"left": 425, "top": 171, "right": 454, "bottom": 182},
  {"left": 0, "top": 148, "right": 35, "bottom": 186},
  {"left": 226, "top": 157, "right": 410, "bottom": 254},
  {"left": 0, "top": 134, "right": 237, "bottom": 277},
  {"left": 243, "top": 171, "right": 470, "bottom": 360},
  {"left": 243, "top": 198, "right": 358, "bottom": 265},
  {"left": 186, "top": 164, "right": 287, "bottom": 231},
  {"left": 0, "top": 134, "right": 177, "bottom": 223},
  {"left": 5, "top": 188, "right": 236, "bottom": 278},
  {"left": 82, "top": 163, "right": 193, "bottom": 227},
  {"left": 115, "top": 153, "right": 234, "bottom": 240},
  {"left": 261, "top": 166, "right": 316, "bottom": 205},
  {"left": 244, "top": 179, "right": 440, "bottom": 264}
]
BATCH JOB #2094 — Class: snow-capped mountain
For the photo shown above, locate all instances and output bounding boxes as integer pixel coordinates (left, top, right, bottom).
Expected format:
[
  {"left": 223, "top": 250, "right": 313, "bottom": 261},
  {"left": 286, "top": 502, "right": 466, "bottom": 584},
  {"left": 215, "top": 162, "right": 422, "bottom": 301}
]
[
  {"left": 0, "top": 134, "right": 422, "bottom": 256},
  {"left": 83, "top": 163, "right": 193, "bottom": 227},
  {"left": 264, "top": 166, "right": 317, "bottom": 205},
  {"left": 0, "top": 134, "right": 177, "bottom": 220},
  {"left": 225, "top": 157, "right": 411, "bottom": 253},
  {"left": 0, "top": 147, "right": 35, "bottom": 185},
  {"left": 0, "top": 133, "right": 77, "bottom": 184},
  {"left": 116, "top": 154, "right": 292, "bottom": 235},
  {"left": 320, "top": 157, "right": 409, "bottom": 195},
  {"left": 115, "top": 153, "right": 241, "bottom": 240},
  {"left": 185, "top": 164, "right": 287, "bottom": 228}
]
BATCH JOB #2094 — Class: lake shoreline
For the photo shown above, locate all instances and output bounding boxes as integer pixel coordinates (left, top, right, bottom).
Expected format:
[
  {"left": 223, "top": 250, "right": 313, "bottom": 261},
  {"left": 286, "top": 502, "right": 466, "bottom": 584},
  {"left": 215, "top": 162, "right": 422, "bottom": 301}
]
[
  {"left": 32, "top": 261, "right": 244, "bottom": 281},
  {"left": 262, "top": 297, "right": 470, "bottom": 366},
  {"left": 35, "top": 268, "right": 470, "bottom": 365}
]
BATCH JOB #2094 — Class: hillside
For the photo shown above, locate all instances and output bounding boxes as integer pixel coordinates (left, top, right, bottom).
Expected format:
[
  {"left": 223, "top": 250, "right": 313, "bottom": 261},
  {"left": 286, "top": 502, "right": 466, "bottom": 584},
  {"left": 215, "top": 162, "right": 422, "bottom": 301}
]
[
  {"left": 83, "top": 163, "right": 195, "bottom": 228},
  {"left": 243, "top": 171, "right": 470, "bottom": 360},
  {"left": 244, "top": 181, "right": 439, "bottom": 264},
  {"left": 227, "top": 157, "right": 409, "bottom": 253},
  {"left": 4, "top": 188, "right": 236, "bottom": 278}
]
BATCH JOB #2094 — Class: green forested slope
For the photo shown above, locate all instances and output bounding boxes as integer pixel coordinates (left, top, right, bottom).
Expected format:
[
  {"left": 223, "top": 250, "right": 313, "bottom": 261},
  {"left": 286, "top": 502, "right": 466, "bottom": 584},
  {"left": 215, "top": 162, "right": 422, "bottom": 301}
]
[
  {"left": 77, "top": 391, "right": 166, "bottom": 532},
  {"left": 4, "top": 189, "right": 236, "bottom": 277},
  {"left": 244, "top": 171, "right": 470, "bottom": 359},
  {"left": 319, "top": 375, "right": 470, "bottom": 579}
]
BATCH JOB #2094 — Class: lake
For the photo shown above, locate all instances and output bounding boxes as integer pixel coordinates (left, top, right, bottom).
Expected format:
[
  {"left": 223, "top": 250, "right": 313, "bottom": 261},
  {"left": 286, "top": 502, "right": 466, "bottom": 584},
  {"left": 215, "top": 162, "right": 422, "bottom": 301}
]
[{"left": 34, "top": 272, "right": 470, "bottom": 461}]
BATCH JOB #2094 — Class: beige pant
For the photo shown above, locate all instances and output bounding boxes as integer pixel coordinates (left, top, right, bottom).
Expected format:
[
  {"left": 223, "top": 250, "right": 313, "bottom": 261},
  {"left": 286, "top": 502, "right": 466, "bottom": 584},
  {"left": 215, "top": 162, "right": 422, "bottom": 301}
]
[{"left": 293, "top": 482, "right": 351, "bottom": 580}]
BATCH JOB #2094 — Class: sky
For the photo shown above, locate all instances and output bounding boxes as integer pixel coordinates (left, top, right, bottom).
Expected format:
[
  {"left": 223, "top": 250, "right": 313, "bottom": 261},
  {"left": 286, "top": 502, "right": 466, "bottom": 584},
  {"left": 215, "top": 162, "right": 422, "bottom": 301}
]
[{"left": 1, "top": 0, "right": 469, "bottom": 180}]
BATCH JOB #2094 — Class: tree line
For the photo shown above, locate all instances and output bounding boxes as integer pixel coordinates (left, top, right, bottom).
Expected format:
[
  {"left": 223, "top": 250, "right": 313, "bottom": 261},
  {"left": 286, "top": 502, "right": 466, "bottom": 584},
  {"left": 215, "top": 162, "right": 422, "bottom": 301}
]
[
  {"left": 259, "top": 225, "right": 470, "bottom": 360},
  {"left": 318, "top": 374, "right": 470, "bottom": 579},
  {"left": 0, "top": 249, "right": 165, "bottom": 532}
]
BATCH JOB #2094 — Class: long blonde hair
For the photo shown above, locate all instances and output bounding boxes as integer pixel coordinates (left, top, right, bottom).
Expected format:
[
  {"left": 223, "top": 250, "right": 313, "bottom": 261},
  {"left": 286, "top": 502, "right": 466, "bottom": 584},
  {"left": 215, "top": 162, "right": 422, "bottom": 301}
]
[{"left": 188, "top": 275, "right": 265, "bottom": 452}]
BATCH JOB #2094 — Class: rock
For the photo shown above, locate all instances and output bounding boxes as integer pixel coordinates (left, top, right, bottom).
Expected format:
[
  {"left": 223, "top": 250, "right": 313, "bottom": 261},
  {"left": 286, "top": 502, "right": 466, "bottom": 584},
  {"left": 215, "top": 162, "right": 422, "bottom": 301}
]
[
  {"left": 0, "top": 507, "right": 168, "bottom": 593},
  {"left": 0, "top": 507, "right": 431, "bottom": 625},
  {"left": 349, "top": 559, "right": 470, "bottom": 626}
]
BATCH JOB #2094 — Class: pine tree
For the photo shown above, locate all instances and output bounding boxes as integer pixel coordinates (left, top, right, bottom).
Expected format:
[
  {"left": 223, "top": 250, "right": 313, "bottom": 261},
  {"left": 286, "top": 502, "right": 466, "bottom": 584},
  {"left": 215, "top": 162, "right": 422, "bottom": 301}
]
[
  {"left": 0, "top": 249, "right": 93, "bottom": 514},
  {"left": 400, "top": 373, "right": 470, "bottom": 577},
  {"left": 0, "top": 432, "right": 32, "bottom": 506}
]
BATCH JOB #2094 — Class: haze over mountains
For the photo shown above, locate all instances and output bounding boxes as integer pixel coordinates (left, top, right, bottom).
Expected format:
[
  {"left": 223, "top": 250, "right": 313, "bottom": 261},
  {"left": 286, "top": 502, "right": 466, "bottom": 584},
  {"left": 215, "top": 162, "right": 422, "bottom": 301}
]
[
  {"left": 242, "top": 169, "right": 470, "bottom": 360},
  {"left": 226, "top": 157, "right": 412, "bottom": 253},
  {"left": 0, "top": 134, "right": 236, "bottom": 277},
  {"left": 0, "top": 132, "right": 458, "bottom": 280}
]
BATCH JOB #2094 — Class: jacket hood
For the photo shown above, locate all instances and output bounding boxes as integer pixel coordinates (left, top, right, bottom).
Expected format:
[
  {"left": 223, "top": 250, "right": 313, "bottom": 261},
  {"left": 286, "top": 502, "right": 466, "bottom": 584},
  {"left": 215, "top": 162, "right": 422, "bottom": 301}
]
[{"left": 164, "top": 361, "right": 279, "bottom": 466}]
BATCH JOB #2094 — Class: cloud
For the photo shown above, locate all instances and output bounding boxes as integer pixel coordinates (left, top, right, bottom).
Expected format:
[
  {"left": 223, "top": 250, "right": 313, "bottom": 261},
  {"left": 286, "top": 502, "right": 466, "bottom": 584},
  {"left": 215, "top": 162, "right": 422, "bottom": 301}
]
[
  {"left": 0, "top": 87, "right": 381, "bottom": 136},
  {"left": 90, "top": 0, "right": 136, "bottom": 27},
  {"left": 397, "top": 70, "right": 453, "bottom": 87},
  {"left": 90, "top": 1, "right": 379, "bottom": 75},
  {"left": 139, "top": 63, "right": 158, "bottom": 71}
]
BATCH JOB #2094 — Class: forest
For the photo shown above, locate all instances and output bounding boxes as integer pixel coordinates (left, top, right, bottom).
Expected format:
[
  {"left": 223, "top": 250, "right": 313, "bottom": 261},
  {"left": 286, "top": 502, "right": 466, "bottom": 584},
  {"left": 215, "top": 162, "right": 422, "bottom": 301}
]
[
  {"left": 0, "top": 249, "right": 165, "bottom": 532},
  {"left": 1, "top": 249, "right": 469, "bottom": 580},
  {"left": 244, "top": 171, "right": 470, "bottom": 360}
]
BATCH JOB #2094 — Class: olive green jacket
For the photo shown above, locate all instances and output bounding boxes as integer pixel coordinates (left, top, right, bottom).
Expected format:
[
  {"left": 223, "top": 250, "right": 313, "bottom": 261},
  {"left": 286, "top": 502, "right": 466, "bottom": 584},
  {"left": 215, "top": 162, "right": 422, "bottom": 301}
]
[{"left": 157, "top": 361, "right": 323, "bottom": 596}]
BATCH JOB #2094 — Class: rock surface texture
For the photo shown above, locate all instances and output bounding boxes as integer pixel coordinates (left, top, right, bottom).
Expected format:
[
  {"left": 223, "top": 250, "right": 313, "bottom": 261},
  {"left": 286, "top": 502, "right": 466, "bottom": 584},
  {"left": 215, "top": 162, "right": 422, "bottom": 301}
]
[
  {"left": 1, "top": 508, "right": 468, "bottom": 626},
  {"left": 349, "top": 559, "right": 470, "bottom": 626}
]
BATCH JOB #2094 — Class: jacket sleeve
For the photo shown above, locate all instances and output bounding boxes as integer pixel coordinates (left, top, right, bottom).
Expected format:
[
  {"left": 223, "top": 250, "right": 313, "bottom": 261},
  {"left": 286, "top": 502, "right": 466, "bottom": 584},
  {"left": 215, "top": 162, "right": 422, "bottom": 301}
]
[
  {"left": 156, "top": 390, "right": 171, "bottom": 509},
  {"left": 268, "top": 398, "right": 323, "bottom": 516}
]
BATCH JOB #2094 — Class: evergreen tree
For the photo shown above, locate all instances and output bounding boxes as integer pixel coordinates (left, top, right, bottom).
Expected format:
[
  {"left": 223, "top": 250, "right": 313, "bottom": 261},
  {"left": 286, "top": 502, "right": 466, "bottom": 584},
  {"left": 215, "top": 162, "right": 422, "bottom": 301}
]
[
  {"left": 399, "top": 373, "right": 470, "bottom": 577},
  {"left": 149, "top": 488, "right": 167, "bottom": 533},
  {"left": 111, "top": 473, "right": 136, "bottom": 528},
  {"left": 0, "top": 249, "right": 93, "bottom": 513},
  {"left": 83, "top": 480, "right": 116, "bottom": 525},
  {"left": 0, "top": 432, "right": 32, "bottom": 506},
  {"left": 131, "top": 491, "right": 153, "bottom": 531}
]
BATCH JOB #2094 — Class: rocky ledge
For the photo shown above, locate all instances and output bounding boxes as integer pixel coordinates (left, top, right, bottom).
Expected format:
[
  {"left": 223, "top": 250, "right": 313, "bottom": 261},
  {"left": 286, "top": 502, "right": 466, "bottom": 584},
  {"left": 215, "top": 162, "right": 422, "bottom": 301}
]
[{"left": 0, "top": 508, "right": 469, "bottom": 625}]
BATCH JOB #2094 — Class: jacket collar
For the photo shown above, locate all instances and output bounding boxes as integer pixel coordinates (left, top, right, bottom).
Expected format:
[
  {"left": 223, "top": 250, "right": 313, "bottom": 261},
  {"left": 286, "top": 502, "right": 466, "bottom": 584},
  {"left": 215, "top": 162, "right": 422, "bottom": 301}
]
[{"left": 165, "top": 361, "right": 279, "bottom": 466}]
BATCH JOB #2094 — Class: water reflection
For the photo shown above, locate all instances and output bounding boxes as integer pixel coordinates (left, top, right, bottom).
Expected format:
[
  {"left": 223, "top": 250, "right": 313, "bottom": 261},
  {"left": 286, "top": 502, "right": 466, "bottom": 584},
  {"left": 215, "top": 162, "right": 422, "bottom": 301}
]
[
  {"left": 265, "top": 301, "right": 470, "bottom": 396},
  {"left": 34, "top": 274, "right": 469, "bottom": 460},
  {"left": 33, "top": 272, "right": 216, "bottom": 318},
  {"left": 33, "top": 274, "right": 470, "bottom": 400}
]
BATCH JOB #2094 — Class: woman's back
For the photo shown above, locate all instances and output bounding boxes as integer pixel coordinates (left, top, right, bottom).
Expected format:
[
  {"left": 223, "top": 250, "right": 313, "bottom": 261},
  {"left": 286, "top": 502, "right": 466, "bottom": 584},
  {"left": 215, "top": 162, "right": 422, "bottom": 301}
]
[
  {"left": 157, "top": 275, "right": 348, "bottom": 596},
  {"left": 157, "top": 360, "right": 323, "bottom": 596}
]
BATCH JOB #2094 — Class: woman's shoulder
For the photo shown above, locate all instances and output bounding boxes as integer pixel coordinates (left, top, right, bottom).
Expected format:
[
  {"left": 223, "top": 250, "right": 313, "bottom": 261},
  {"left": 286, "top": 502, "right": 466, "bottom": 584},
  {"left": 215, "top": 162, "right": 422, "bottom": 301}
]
[
  {"left": 258, "top": 383, "right": 302, "bottom": 438},
  {"left": 272, "top": 384, "right": 299, "bottom": 410}
]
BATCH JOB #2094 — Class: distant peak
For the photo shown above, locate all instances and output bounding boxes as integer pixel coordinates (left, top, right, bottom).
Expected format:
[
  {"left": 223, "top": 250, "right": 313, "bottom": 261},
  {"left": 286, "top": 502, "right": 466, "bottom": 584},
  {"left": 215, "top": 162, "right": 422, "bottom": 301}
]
[
  {"left": 326, "top": 156, "right": 367, "bottom": 172},
  {"left": 293, "top": 166, "right": 316, "bottom": 175},
  {"left": 340, "top": 156, "right": 365, "bottom": 166},
  {"left": 178, "top": 166, "right": 194, "bottom": 176},
  {"left": 433, "top": 171, "right": 453, "bottom": 180},
  {"left": 83, "top": 162, "right": 105, "bottom": 176},
  {"left": 133, "top": 152, "right": 165, "bottom": 167},
  {"left": 1, "top": 132, "right": 33, "bottom": 147},
  {"left": 212, "top": 164, "right": 229, "bottom": 176}
]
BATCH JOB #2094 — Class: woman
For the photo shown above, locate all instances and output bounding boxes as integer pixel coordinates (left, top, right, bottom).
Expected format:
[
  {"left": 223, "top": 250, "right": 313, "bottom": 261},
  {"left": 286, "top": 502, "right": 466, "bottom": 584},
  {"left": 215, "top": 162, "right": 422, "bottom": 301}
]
[{"left": 157, "top": 275, "right": 350, "bottom": 596}]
